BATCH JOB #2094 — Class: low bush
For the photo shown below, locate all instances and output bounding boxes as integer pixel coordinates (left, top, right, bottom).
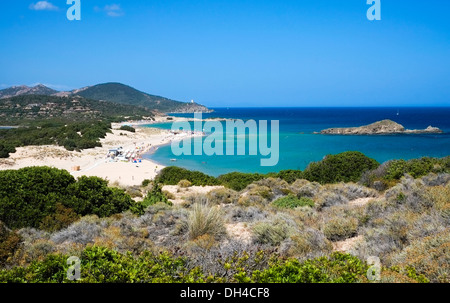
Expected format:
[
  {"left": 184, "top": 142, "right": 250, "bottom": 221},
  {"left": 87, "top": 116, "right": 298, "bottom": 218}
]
[
  {"left": 0, "top": 246, "right": 427, "bottom": 283},
  {"left": 389, "top": 229, "right": 450, "bottom": 283},
  {"left": 119, "top": 125, "right": 135, "bottom": 133},
  {"left": 39, "top": 203, "right": 80, "bottom": 232},
  {"left": 217, "top": 172, "right": 267, "bottom": 191},
  {"left": 290, "top": 179, "right": 321, "bottom": 198},
  {"left": 187, "top": 203, "right": 226, "bottom": 241},
  {"left": 0, "top": 221, "right": 22, "bottom": 268},
  {"left": 228, "top": 206, "right": 268, "bottom": 223},
  {"left": 322, "top": 217, "right": 358, "bottom": 241},
  {"left": 177, "top": 179, "right": 192, "bottom": 188},
  {"left": 155, "top": 166, "right": 220, "bottom": 186},
  {"left": 285, "top": 228, "right": 332, "bottom": 259},
  {"left": 207, "top": 188, "right": 239, "bottom": 205},
  {"left": 0, "top": 141, "right": 16, "bottom": 158},
  {"left": 251, "top": 214, "right": 296, "bottom": 246},
  {"left": 302, "top": 151, "right": 380, "bottom": 184},
  {"left": 272, "top": 194, "right": 314, "bottom": 209},
  {"left": 142, "top": 182, "right": 172, "bottom": 208},
  {"left": 276, "top": 169, "right": 303, "bottom": 184}
]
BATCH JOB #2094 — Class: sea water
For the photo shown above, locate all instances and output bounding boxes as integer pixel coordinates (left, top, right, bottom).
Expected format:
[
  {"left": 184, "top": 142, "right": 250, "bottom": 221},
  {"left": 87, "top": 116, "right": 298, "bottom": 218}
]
[{"left": 143, "top": 107, "right": 450, "bottom": 177}]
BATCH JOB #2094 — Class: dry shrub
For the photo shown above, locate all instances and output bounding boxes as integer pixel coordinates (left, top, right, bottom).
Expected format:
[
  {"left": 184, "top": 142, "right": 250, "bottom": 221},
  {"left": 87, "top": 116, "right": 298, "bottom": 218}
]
[
  {"left": 93, "top": 225, "right": 153, "bottom": 255},
  {"left": 12, "top": 239, "right": 57, "bottom": 266},
  {"left": 251, "top": 214, "right": 297, "bottom": 246},
  {"left": 420, "top": 173, "right": 450, "bottom": 187},
  {"left": 125, "top": 186, "right": 143, "bottom": 198},
  {"left": 183, "top": 193, "right": 209, "bottom": 208},
  {"left": 290, "top": 206, "right": 320, "bottom": 227},
  {"left": 184, "top": 240, "right": 274, "bottom": 278},
  {"left": 178, "top": 179, "right": 192, "bottom": 188},
  {"left": 325, "top": 183, "right": 378, "bottom": 201},
  {"left": 50, "top": 215, "right": 105, "bottom": 246},
  {"left": 207, "top": 188, "right": 239, "bottom": 205},
  {"left": 389, "top": 229, "right": 450, "bottom": 283},
  {"left": 352, "top": 211, "right": 418, "bottom": 262},
  {"left": 187, "top": 202, "right": 227, "bottom": 241},
  {"left": 427, "top": 184, "right": 450, "bottom": 220},
  {"left": 187, "top": 234, "right": 217, "bottom": 250},
  {"left": 39, "top": 203, "right": 80, "bottom": 232},
  {"left": 255, "top": 177, "right": 292, "bottom": 196},
  {"left": 290, "top": 179, "right": 321, "bottom": 198},
  {"left": 162, "top": 190, "right": 176, "bottom": 200},
  {"left": 322, "top": 217, "right": 358, "bottom": 241},
  {"left": 242, "top": 184, "right": 274, "bottom": 202},
  {"left": 315, "top": 191, "right": 349, "bottom": 210},
  {"left": 285, "top": 228, "right": 333, "bottom": 259},
  {"left": 385, "top": 175, "right": 434, "bottom": 212},
  {"left": 228, "top": 206, "right": 268, "bottom": 223},
  {"left": 0, "top": 222, "right": 22, "bottom": 268}
]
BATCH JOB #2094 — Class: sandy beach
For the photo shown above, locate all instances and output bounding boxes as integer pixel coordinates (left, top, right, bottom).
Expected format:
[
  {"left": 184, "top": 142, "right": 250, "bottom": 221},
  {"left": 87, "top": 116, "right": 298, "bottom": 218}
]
[{"left": 0, "top": 120, "right": 203, "bottom": 187}]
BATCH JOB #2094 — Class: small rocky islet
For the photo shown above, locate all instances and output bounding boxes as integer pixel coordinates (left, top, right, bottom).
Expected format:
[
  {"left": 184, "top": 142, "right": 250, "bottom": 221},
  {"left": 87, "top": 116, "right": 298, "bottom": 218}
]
[{"left": 316, "top": 119, "right": 443, "bottom": 135}]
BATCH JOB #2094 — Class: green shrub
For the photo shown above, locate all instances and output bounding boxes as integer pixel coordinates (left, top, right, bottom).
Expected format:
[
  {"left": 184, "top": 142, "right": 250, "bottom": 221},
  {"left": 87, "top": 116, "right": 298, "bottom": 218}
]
[
  {"left": 0, "top": 246, "right": 427, "bottom": 283},
  {"left": 141, "top": 179, "right": 151, "bottom": 187},
  {"left": 66, "top": 176, "right": 135, "bottom": 218},
  {"left": 0, "top": 167, "right": 135, "bottom": 229},
  {"left": 0, "top": 141, "right": 16, "bottom": 158},
  {"left": 276, "top": 169, "right": 303, "bottom": 184},
  {"left": 155, "top": 166, "right": 220, "bottom": 186},
  {"left": 142, "top": 182, "right": 172, "bottom": 208},
  {"left": 119, "top": 125, "right": 135, "bottom": 133},
  {"left": 302, "top": 151, "right": 379, "bottom": 184},
  {"left": 217, "top": 172, "right": 267, "bottom": 191},
  {"left": 251, "top": 252, "right": 369, "bottom": 283},
  {"left": 384, "top": 157, "right": 449, "bottom": 180},
  {"left": 272, "top": 194, "right": 314, "bottom": 209}
]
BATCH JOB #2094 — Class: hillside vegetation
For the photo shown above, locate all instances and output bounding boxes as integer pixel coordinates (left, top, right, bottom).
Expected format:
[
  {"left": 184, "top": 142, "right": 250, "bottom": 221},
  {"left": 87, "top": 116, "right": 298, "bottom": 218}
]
[
  {"left": 0, "top": 94, "right": 156, "bottom": 158},
  {"left": 0, "top": 152, "right": 448, "bottom": 283}
]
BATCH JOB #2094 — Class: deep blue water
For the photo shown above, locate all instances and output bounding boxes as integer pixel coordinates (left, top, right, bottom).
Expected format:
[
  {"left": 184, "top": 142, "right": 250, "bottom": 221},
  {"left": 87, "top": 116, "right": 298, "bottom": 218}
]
[{"left": 143, "top": 107, "right": 450, "bottom": 177}]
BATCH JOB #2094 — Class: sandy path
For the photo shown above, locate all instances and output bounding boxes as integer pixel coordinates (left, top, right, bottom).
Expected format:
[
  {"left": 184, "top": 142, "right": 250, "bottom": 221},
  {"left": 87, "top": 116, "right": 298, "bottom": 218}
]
[{"left": 162, "top": 185, "right": 225, "bottom": 204}]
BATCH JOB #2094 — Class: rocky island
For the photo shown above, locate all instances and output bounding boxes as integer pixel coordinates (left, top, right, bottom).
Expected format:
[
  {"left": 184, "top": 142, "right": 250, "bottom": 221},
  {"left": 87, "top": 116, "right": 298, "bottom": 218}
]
[{"left": 317, "top": 119, "right": 443, "bottom": 135}]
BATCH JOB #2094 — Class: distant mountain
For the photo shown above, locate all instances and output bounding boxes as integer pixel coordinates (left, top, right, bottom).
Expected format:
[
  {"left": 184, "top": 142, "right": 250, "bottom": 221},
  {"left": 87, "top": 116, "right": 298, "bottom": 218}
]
[
  {"left": 72, "top": 82, "right": 211, "bottom": 113},
  {"left": 0, "top": 94, "right": 156, "bottom": 125},
  {"left": 0, "top": 82, "right": 211, "bottom": 113},
  {"left": 0, "top": 84, "right": 58, "bottom": 99}
]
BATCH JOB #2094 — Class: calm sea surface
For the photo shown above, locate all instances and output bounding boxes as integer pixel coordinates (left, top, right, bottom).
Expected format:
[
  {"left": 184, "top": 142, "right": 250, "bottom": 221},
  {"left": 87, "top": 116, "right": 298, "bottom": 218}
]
[{"left": 143, "top": 107, "right": 450, "bottom": 177}]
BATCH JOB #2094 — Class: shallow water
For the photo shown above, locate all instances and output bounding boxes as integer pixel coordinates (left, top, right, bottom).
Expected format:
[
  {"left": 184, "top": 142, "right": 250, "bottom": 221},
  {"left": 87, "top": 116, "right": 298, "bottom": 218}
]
[{"left": 143, "top": 107, "right": 450, "bottom": 177}]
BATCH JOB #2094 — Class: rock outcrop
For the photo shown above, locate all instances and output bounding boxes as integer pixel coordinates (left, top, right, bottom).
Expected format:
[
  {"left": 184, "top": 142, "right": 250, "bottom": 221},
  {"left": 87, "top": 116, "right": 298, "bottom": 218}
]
[{"left": 318, "top": 119, "right": 443, "bottom": 135}]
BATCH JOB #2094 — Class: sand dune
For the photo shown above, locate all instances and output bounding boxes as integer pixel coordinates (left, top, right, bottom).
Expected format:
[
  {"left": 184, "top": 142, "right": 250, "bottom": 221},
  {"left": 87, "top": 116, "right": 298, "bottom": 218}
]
[{"left": 0, "top": 122, "right": 203, "bottom": 187}]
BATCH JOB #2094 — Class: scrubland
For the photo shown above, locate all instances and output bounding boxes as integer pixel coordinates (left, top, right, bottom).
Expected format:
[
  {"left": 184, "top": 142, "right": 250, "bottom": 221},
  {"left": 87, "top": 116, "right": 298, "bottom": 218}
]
[{"left": 0, "top": 153, "right": 449, "bottom": 283}]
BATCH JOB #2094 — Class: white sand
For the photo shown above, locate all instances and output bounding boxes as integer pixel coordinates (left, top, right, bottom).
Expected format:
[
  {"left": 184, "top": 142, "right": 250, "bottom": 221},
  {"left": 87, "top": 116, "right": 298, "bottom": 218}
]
[{"left": 0, "top": 122, "right": 203, "bottom": 187}]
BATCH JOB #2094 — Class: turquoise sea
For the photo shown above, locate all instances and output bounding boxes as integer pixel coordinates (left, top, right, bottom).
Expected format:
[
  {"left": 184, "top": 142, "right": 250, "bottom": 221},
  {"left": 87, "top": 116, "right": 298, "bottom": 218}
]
[{"left": 143, "top": 107, "right": 450, "bottom": 177}]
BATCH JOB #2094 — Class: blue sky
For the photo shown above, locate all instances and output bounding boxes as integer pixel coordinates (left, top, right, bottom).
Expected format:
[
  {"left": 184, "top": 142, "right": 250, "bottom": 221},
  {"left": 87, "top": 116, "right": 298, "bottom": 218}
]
[{"left": 0, "top": 0, "right": 449, "bottom": 107}]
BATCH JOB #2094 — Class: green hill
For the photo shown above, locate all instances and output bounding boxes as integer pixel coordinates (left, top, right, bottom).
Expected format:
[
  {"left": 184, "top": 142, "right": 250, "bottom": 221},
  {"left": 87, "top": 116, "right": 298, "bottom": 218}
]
[
  {"left": 75, "top": 82, "right": 211, "bottom": 113},
  {"left": 0, "top": 94, "right": 155, "bottom": 125}
]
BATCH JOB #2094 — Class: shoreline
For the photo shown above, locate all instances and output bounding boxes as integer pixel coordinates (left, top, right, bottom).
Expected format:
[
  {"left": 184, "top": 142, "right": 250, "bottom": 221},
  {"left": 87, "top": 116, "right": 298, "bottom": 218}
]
[{"left": 0, "top": 118, "right": 204, "bottom": 187}]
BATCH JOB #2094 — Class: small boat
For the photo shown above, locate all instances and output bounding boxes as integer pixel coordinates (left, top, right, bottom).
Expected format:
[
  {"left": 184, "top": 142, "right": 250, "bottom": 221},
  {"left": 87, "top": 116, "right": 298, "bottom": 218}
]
[{"left": 170, "top": 158, "right": 177, "bottom": 162}]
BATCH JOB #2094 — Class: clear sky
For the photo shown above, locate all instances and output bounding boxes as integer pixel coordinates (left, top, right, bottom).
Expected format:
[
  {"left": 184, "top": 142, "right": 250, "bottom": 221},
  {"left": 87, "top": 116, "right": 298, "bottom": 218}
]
[{"left": 0, "top": 0, "right": 449, "bottom": 107}]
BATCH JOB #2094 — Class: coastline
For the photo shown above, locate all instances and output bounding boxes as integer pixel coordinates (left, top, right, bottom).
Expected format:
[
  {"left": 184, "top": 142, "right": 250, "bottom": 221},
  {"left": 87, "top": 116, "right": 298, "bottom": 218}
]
[{"left": 0, "top": 119, "right": 203, "bottom": 187}]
